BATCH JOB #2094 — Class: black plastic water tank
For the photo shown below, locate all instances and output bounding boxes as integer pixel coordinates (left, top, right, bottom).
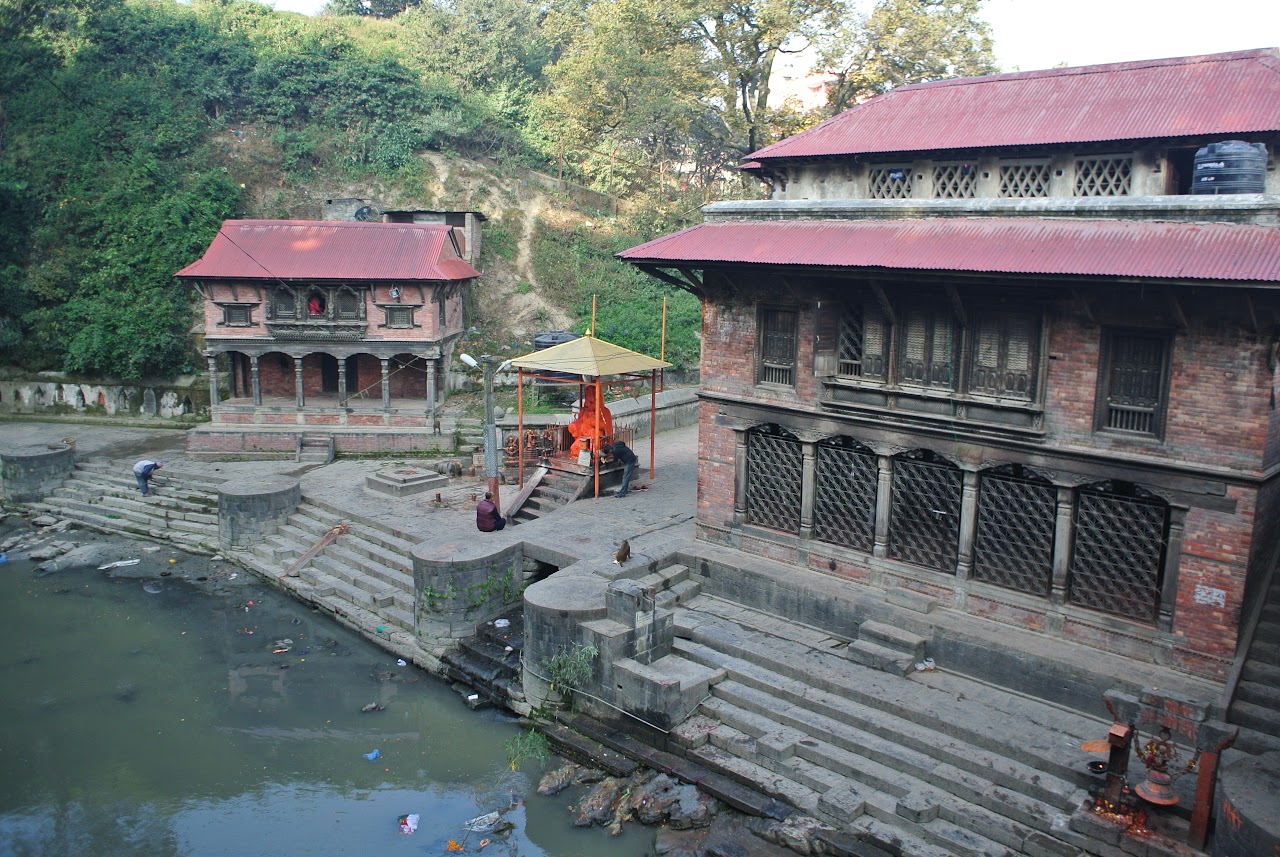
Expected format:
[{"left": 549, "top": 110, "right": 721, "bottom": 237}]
[
  {"left": 533, "top": 330, "right": 582, "bottom": 384},
  {"left": 1191, "top": 140, "right": 1268, "bottom": 194}
]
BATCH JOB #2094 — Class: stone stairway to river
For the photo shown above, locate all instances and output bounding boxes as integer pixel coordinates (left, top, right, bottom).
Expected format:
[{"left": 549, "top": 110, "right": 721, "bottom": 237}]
[
  {"left": 27, "top": 458, "right": 224, "bottom": 554},
  {"left": 614, "top": 562, "right": 1182, "bottom": 857}
]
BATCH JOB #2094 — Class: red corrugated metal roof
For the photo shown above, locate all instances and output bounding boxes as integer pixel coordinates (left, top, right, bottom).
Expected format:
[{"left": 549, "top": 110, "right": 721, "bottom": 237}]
[
  {"left": 749, "top": 48, "right": 1280, "bottom": 160},
  {"left": 619, "top": 218, "right": 1280, "bottom": 282},
  {"left": 175, "top": 220, "right": 480, "bottom": 281}
]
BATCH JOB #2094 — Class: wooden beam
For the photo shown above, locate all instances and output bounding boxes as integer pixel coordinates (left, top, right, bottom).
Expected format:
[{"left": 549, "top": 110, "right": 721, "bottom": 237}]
[
  {"left": 945, "top": 284, "right": 968, "bottom": 328},
  {"left": 869, "top": 280, "right": 896, "bottom": 326}
]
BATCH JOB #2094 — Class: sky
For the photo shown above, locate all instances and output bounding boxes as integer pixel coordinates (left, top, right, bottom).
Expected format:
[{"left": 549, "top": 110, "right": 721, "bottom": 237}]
[{"left": 261, "top": 0, "right": 1280, "bottom": 73}]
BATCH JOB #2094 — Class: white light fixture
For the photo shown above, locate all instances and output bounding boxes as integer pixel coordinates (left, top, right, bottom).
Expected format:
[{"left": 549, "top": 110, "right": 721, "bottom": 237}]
[
  {"left": 459, "top": 353, "right": 478, "bottom": 369},
  {"left": 498, "top": 359, "right": 513, "bottom": 373}
]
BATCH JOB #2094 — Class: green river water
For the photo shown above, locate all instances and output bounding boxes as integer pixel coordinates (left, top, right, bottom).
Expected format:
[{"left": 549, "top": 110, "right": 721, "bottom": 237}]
[{"left": 0, "top": 529, "right": 655, "bottom": 857}]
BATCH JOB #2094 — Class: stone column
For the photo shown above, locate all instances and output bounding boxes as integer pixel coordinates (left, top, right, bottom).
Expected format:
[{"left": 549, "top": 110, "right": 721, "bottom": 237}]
[
  {"left": 799, "top": 439, "right": 817, "bottom": 540},
  {"left": 293, "top": 357, "right": 305, "bottom": 408},
  {"left": 733, "top": 428, "right": 749, "bottom": 524},
  {"left": 380, "top": 358, "right": 391, "bottom": 411},
  {"left": 873, "top": 454, "right": 893, "bottom": 558},
  {"left": 206, "top": 354, "right": 220, "bottom": 408},
  {"left": 337, "top": 358, "right": 347, "bottom": 408},
  {"left": 1050, "top": 486, "right": 1075, "bottom": 604},
  {"left": 426, "top": 357, "right": 437, "bottom": 417},
  {"left": 250, "top": 355, "right": 262, "bottom": 406},
  {"left": 955, "top": 469, "right": 980, "bottom": 580},
  {"left": 1158, "top": 507, "right": 1188, "bottom": 633}
]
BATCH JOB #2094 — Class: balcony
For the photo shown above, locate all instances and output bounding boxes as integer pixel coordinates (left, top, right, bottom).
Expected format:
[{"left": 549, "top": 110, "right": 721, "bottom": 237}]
[{"left": 264, "top": 319, "right": 368, "bottom": 340}]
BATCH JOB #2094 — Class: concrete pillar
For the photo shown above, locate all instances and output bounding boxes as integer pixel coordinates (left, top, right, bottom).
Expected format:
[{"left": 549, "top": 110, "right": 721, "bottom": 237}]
[
  {"left": 426, "top": 357, "right": 437, "bottom": 416},
  {"left": 955, "top": 469, "right": 979, "bottom": 581},
  {"left": 293, "top": 357, "right": 304, "bottom": 408},
  {"left": 337, "top": 358, "right": 347, "bottom": 408},
  {"left": 250, "top": 355, "right": 262, "bottom": 406},
  {"left": 1158, "top": 507, "right": 1187, "bottom": 633},
  {"left": 874, "top": 454, "right": 893, "bottom": 559},
  {"left": 1050, "top": 486, "right": 1075, "bottom": 604},
  {"left": 799, "top": 440, "right": 817, "bottom": 539},
  {"left": 207, "top": 355, "right": 220, "bottom": 408},
  {"left": 380, "top": 358, "right": 391, "bottom": 410}
]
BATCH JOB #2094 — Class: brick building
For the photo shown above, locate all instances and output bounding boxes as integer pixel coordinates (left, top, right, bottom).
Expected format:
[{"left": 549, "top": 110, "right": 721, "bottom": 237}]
[
  {"left": 177, "top": 218, "right": 479, "bottom": 456},
  {"left": 621, "top": 49, "right": 1280, "bottom": 704}
]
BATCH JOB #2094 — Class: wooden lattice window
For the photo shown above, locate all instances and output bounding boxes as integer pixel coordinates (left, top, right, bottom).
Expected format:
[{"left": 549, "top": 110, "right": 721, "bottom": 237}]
[
  {"left": 336, "top": 288, "right": 362, "bottom": 320},
  {"left": 221, "top": 305, "right": 253, "bottom": 327},
  {"left": 973, "top": 465, "right": 1055, "bottom": 597},
  {"left": 384, "top": 305, "right": 415, "bottom": 328},
  {"left": 970, "top": 311, "right": 1038, "bottom": 400},
  {"left": 1069, "top": 481, "right": 1167, "bottom": 623},
  {"left": 898, "top": 308, "right": 954, "bottom": 390},
  {"left": 869, "top": 166, "right": 913, "bottom": 199},
  {"left": 1075, "top": 156, "right": 1132, "bottom": 196},
  {"left": 889, "top": 449, "right": 961, "bottom": 573},
  {"left": 813, "top": 437, "right": 878, "bottom": 551},
  {"left": 746, "top": 426, "right": 803, "bottom": 534},
  {"left": 269, "top": 288, "right": 299, "bottom": 320},
  {"left": 1098, "top": 331, "right": 1169, "bottom": 437},
  {"left": 837, "top": 304, "right": 889, "bottom": 379},
  {"left": 758, "top": 307, "right": 797, "bottom": 387},
  {"left": 999, "top": 161, "right": 1051, "bottom": 197},
  {"left": 932, "top": 163, "right": 977, "bottom": 198}
]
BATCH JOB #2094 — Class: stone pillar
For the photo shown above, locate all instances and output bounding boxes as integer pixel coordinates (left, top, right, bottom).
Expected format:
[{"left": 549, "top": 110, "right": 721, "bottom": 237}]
[
  {"left": 380, "top": 358, "right": 391, "bottom": 411},
  {"left": 250, "top": 355, "right": 262, "bottom": 406},
  {"left": 873, "top": 454, "right": 893, "bottom": 558},
  {"left": 956, "top": 469, "right": 980, "bottom": 580},
  {"left": 217, "top": 477, "right": 301, "bottom": 550},
  {"left": 733, "top": 428, "right": 749, "bottom": 524},
  {"left": 293, "top": 357, "right": 305, "bottom": 408},
  {"left": 799, "top": 439, "right": 817, "bottom": 540},
  {"left": 1, "top": 442, "right": 75, "bottom": 502},
  {"left": 337, "top": 358, "right": 347, "bottom": 408},
  {"left": 1050, "top": 486, "right": 1075, "bottom": 604},
  {"left": 1158, "top": 507, "right": 1188, "bottom": 633},
  {"left": 426, "top": 357, "right": 437, "bottom": 417},
  {"left": 207, "top": 355, "right": 220, "bottom": 408}
]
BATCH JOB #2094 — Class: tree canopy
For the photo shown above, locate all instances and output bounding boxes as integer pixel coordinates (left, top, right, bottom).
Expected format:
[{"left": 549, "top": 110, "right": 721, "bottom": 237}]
[{"left": 0, "top": 0, "right": 998, "bottom": 380}]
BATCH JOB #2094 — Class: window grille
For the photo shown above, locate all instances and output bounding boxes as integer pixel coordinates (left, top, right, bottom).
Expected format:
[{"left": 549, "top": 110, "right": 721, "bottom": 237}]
[
  {"left": 973, "top": 465, "right": 1055, "bottom": 596},
  {"left": 813, "top": 438, "right": 878, "bottom": 551},
  {"left": 746, "top": 427, "right": 803, "bottom": 533},
  {"left": 999, "top": 162, "right": 1051, "bottom": 197},
  {"left": 932, "top": 163, "right": 977, "bottom": 198},
  {"left": 836, "top": 306, "right": 888, "bottom": 379},
  {"left": 970, "top": 312, "right": 1036, "bottom": 399},
  {"left": 1075, "top": 157, "right": 1132, "bottom": 196},
  {"left": 869, "top": 166, "right": 913, "bottom": 199},
  {"left": 270, "top": 289, "right": 298, "bottom": 320},
  {"left": 222, "top": 305, "right": 252, "bottom": 327},
  {"left": 898, "top": 309, "right": 953, "bottom": 389},
  {"left": 888, "top": 450, "right": 961, "bottom": 572},
  {"left": 385, "top": 306, "right": 415, "bottom": 328},
  {"left": 1101, "top": 332, "right": 1167, "bottom": 436},
  {"left": 758, "top": 308, "right": 797, "bottom": 386},
  {"left": 1069, "top": 482, "right": 1167, "bottom": 623},
  {"left": 336, "top": 290, "right": 361, "bottom": 320}
]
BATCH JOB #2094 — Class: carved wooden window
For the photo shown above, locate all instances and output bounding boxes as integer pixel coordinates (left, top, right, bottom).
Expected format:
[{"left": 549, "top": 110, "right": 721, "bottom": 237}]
[
  {"left": 758, "top": 307, "right": 797, "bottom": 387},
  {"left": 1069, "top": 481, "right": 1167, "bottom": 623},
  {"left": 999, "top": 161, "right": 1051, "bottom": 197},
  {"left": 889, "top": 449, "right": 961, "bottom": 573},
  {"left": 970, "top": 311, "right": 1037, "bottom": 400},
  {"left": 869, "top": 166, "right": 913, "bottom": 199},
  {"left": 1098, "top": 331, "right": 1169, "bottom": 437},
  {"left": 746, "top": 426, "right": 802, "bottom": 534},
  {"left": 837, "top": 304, "right": 889, "bottom": 380},
  {"left": 221, "top": 305, "right": 253, "bottom": 327},
  {"left": 973, "top": 465, "right": 1055, "bottom": 596},
  {"left": 932, "top": 163, "right": 977, "bottom": 198},
  {"left": 813, "top": 437, "right": 878, "bottom": 551},
  {"left": 897, "top": 308, "right": 954, "bottom": 390},
  {"left": 269, "top": 288, "right": 299, "bottom": 320},
  {"left": 384, "top": 306, "right": 415, "bottom": 328},
  {"left": 1075, "top": 156, "right": 1132, "bottom": 196},
  {"left": 336, "top": 289, "right": 361, "bottom": 320}
]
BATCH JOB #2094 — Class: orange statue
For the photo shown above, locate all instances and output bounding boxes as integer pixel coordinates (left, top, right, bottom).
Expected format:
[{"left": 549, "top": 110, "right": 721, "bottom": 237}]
[{"left": 568, "top": 392, "right": 612, "bottom": 457}]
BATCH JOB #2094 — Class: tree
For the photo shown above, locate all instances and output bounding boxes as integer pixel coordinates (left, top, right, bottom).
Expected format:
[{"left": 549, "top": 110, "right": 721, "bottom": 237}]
[
  {"left": 816, "top": 0, "right": 997, "bottom": 115},
  {"left": 327, "top": 0, "right": 421, "bottom": 17}
]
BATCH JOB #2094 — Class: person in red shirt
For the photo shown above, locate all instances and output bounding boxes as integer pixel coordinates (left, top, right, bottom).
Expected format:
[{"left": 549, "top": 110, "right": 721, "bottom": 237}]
[{"left": 475, "top": 492, "right": 506, "bottom": 531}]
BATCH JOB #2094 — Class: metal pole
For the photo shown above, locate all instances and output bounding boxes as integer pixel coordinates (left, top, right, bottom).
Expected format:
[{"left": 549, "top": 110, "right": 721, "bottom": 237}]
[
  {"left": 482, "top": 355, "right": 500, "bottom": 511},
  {"left": 517, "top": 368, "right": 525, "bottom": 491},
  {"left": 649, "top": 369, "right": 657, "bottom": 479}
]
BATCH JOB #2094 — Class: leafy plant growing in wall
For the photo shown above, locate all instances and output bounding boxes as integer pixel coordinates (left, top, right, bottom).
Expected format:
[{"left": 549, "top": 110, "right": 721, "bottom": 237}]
[{"left": 539, "top": 642, "right": 598, "bottom": 712}]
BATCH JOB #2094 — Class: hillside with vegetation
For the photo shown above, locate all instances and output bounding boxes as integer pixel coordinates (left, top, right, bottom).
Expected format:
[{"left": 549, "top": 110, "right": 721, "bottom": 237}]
[{"left": 0, "top": 0, "right": 995, "bottom": 383}]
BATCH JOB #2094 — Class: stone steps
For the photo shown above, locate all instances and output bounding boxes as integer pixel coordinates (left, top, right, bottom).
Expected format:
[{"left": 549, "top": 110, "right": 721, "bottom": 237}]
[
  {"left": 1228, "top": 581, "right": 1280, "bottom": 753},
  {"left": 663, "top": 593, "right": 1101, "bottom": 857}
]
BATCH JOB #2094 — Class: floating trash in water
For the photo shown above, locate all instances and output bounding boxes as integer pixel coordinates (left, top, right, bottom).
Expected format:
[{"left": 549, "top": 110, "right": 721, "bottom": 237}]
[
  {"left": 361, "top": 702, "right": 386, "bottom": 713},
  {"left": 396, "top": 658, "right": 407, "bottom": 667},
  {"left": 494, "top": 619, "right": 510, "bottom": 629},
  {"left": 0, "top": 553, "right": 7, "bottom": 563},
  {"left": 363, "top": 749, "right": 380, "bottom": 761},
  {"left": 398, "top": 813, "right": 419, "bottom": 834},
  {"left": 464, "top": 810, "right": 501, "bottom": 831},
  {"left": 142, "top": 582, "right": 163, "bottom": 594},
  {"left": 98, "top": 559, "right": 140, "bottom": 570}
]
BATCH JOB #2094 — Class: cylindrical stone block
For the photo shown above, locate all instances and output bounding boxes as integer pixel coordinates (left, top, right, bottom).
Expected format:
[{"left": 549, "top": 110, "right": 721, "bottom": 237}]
[
  {"left": 0, "top": 443, "right": 75, "bottom": 502},
  {"left": 1214, "top": 751, "right": 1280, "bottom": 857},
  {"left": 217, "top": 477, "right": 301, "bottom": 549},
  {"left": 521, "top": 570, "right": 610, "bottom": 708},
  {"left": 413, "top": 539, "right": 525, "bottom": 645}
]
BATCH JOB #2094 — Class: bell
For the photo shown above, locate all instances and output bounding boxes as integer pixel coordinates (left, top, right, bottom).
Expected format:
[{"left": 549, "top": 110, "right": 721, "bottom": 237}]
[{"left": 1134, "top": 769, "right": 1179, "bottom": 805}]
